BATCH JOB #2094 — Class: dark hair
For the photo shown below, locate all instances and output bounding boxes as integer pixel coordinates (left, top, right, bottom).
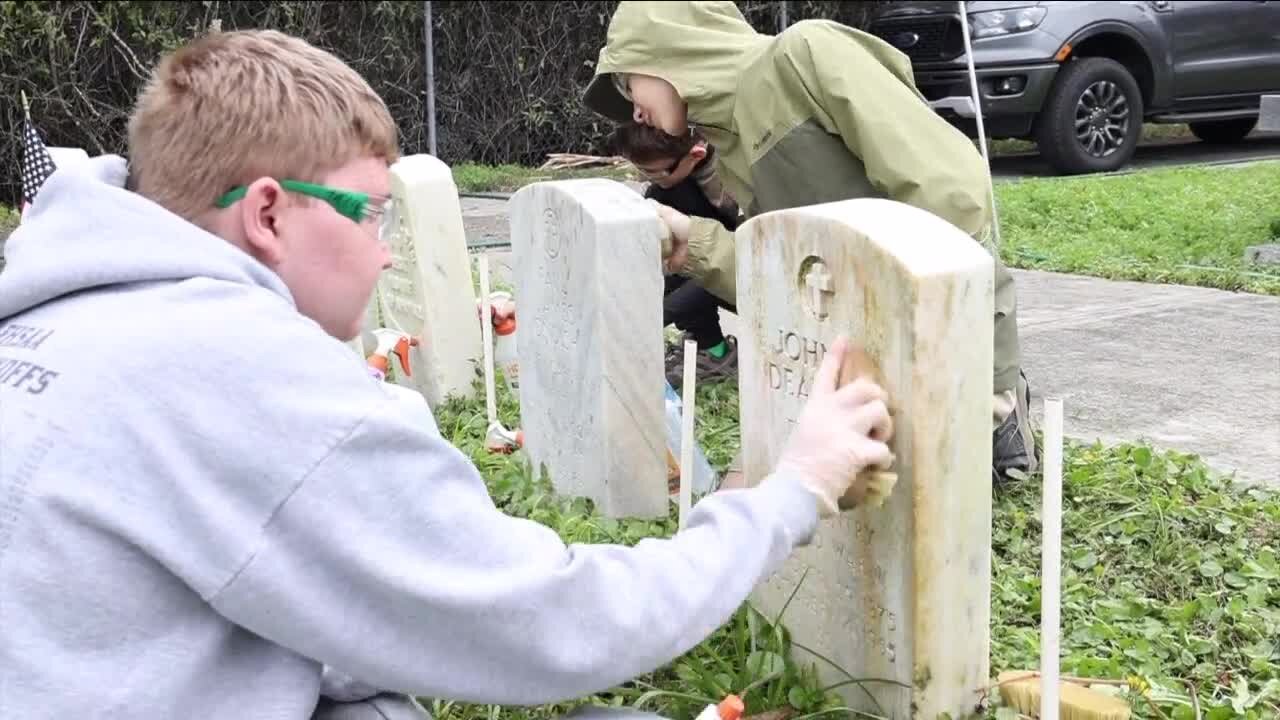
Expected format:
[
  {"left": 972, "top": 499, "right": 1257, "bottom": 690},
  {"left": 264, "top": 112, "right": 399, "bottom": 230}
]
[{"left": 611, "top": 123, "right": 704, "bottom": 164}]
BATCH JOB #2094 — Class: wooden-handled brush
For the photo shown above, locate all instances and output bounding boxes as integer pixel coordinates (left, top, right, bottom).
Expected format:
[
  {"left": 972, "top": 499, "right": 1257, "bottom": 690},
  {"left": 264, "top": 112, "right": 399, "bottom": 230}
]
[
  {"left": 996, "top": 398, "right": 1134, "bottom": 720},
  {"left": 834, "top": 345, "right": 898, "bottom": 511}
]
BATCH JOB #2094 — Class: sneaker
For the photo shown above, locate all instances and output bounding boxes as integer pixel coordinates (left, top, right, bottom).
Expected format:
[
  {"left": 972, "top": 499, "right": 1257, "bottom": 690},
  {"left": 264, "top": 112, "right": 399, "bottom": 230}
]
[
  {"left": 666, "top": 335, "right": 738, "bottom": 390},
  {"left": 993, "top": 370, "right": 1040, "bottom": 484}
]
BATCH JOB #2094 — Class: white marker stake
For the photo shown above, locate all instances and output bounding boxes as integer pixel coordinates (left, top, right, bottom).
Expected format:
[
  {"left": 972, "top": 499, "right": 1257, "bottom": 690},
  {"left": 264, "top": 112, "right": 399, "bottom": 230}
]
[
  {"left": 958, "top": 0, "right": 1002, "bottom": 247},
  {"left": 678, "top": 339, "right": 697, "bottom": 530},
  {"left": 479, "top": 254, "right": 498, "bottom": 427},
  {"left": 1042, "top": 397, "right": 1064, "bottom": 720}
]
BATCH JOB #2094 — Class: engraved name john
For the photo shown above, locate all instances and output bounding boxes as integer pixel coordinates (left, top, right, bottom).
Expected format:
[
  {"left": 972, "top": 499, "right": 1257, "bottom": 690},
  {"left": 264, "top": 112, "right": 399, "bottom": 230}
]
[{"left": 766, "top": 329, "right": 827, "bottom": 400}]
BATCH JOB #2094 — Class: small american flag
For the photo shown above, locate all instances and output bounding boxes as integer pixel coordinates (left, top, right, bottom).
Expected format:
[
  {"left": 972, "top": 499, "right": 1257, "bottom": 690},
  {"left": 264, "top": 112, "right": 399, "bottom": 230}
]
[{"left": 19, "top": 91, "right": 56, "bottom": 217}]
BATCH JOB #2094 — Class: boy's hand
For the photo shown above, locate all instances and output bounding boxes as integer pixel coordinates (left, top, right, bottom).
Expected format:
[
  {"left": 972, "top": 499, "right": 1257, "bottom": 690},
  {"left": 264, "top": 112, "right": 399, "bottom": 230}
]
[
  {"left": 650, "top": 201, "right": 691, "bottom": 274},
  {"left": 775, "top": 336, "right": 894, "bottom": 517}
]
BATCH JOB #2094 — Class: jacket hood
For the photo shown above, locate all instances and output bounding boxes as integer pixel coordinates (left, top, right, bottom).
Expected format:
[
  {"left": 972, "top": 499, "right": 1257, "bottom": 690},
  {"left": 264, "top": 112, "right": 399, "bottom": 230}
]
[
  {"left": 0, "top": 155, "right": 293, "bottom": 320},
  {"left": 583, "top": 1, "right": 770, "bottom": 131}
]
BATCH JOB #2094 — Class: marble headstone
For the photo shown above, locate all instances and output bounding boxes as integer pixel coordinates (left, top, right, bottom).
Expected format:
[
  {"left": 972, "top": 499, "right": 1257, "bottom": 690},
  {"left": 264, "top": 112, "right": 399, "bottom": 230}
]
[
  {"left": 736, "top": 198, "right": 995, "bottom": 718},
  {"left": 376, "top": 154, "right": 482, "bottom": 406},
  {"left": 509, "top": 179, "right": 668, "bottom": 519}
]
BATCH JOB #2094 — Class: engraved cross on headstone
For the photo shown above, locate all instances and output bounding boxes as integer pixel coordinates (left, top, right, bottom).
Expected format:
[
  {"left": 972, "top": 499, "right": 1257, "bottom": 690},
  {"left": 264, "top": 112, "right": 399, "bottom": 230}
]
[{"left": 805, "top": 262, "right": 834, "bottom": 320}]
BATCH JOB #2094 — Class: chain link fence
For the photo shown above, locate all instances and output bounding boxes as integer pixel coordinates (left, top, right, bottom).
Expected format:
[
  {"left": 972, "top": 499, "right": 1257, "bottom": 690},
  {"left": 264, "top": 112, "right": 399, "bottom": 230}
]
[{"left": 1, "top": 1, "right": 886, "bottom": 207}]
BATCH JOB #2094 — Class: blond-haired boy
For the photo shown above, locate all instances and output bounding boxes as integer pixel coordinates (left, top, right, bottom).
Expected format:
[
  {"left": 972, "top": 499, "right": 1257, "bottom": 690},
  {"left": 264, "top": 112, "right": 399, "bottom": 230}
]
[{"left": 0, "top": 29, "right": 893, "bottom": 719}]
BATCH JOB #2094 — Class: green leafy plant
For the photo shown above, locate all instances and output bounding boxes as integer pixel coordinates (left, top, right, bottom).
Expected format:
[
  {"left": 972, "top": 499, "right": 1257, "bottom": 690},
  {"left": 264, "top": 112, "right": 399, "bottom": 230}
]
[
  {"left": 997, "top": 160, "right": 1280, "bottom": 295},
  {"left": 1, "top": 1, "right": 892, "bottom": 207},
  {"left": 452, "top": 163, "right": 641, "bottom": 195},
  {"left": 989, "top": 439, "right": 1279, "bottom": 719},
  {"left": 423, "top": 372, "right": 1278, "bottom": 720}
]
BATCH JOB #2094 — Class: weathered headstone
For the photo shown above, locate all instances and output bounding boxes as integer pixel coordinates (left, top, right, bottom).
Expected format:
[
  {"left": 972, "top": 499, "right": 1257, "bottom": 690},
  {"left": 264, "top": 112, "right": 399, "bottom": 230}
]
[
  {"left": 736, "top": 198, "right": 996, "bottom": 718},
  {"left": 376, "top": 154, "right": 483, "bottom": 406},
  {"left": 509, "top": 178, "right": 669, "bottom": 519}
]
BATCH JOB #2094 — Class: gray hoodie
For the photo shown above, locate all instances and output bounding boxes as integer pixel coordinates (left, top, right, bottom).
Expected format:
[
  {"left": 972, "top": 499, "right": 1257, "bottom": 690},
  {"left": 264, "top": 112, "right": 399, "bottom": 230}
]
[{"left": 0, "top": 155, "right": 820, "bottom": 719}]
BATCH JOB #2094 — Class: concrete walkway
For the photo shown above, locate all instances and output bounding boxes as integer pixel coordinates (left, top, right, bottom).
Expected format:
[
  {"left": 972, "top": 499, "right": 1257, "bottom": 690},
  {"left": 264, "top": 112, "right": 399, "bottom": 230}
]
[
  {"left": 1012, "top": 270, "right": 1278, "bottom": 487},
  {"left": 462, "top": 196, "right": 1280, "bottom": 488}
]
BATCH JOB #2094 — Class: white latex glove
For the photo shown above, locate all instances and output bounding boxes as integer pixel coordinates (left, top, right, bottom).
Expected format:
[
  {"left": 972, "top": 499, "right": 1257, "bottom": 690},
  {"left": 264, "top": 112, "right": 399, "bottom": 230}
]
[
  {"left": 776, "top": 336, "right": 895, "bottom": 517},
  {"left": 648, "top": 200, "right": 691, "bottom": 274}
]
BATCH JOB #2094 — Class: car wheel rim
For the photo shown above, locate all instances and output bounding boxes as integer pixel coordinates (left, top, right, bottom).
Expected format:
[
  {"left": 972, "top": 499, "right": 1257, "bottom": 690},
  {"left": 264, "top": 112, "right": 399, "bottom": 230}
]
[{"left": 1074, "top": 80, "right": 1131, "bottom": 158}]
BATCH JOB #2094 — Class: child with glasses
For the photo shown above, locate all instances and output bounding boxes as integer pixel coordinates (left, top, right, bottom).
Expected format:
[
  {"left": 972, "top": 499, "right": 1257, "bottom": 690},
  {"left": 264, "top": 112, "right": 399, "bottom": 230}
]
[
  {"left": 611, "top": 122, "right": 740, "bottom": 389},
  {"left": 0, "top": 27, "right": 895, "bottom": 720}
]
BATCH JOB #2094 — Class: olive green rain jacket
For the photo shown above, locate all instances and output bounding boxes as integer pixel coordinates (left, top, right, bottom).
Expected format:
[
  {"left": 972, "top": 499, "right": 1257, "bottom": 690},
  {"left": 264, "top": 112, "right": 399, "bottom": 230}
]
[{"left": 583, "top": 1, "right": 1023, "bottom": 393}]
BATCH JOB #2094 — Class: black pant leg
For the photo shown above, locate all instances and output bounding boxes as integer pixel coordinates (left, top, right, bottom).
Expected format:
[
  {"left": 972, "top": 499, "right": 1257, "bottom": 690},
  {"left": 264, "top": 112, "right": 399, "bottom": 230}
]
[{"left": 664, "top": 275, "right": 731, "bottom": 349}]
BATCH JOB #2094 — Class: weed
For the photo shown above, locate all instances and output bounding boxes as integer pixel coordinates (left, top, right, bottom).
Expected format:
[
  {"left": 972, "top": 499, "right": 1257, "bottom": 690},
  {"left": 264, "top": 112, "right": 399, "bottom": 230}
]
[
  {"left": 989, "top": 439, "right": 1279, "bottom": 719},
  {"left": 997, "top": 160, "right": 1280, "bottom": 295},
  {"left": 453, "top": 163, "right": 640, "bottom": 195},
  {"left": 422, "top": 377, "right": 1278, "bottom": 720}
]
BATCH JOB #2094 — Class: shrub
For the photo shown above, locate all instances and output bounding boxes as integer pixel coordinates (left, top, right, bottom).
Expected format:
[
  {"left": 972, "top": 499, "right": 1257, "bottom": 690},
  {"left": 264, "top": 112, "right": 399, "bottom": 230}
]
[{"left": 0, "top": 0, "right": 884, "bottom": 206}]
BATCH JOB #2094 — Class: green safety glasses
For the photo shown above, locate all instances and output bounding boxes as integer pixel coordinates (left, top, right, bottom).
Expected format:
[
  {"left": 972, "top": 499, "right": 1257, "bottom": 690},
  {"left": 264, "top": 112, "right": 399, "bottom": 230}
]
[{"left": 214, "top": 179, "right": 396, "bottom": 236}]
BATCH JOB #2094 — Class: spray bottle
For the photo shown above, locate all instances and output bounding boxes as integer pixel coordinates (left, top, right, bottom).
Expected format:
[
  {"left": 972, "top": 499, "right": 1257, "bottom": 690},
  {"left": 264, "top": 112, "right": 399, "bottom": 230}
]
[
  {"left": 367, "top": 328, "right": 419, "bottom": 383},
  {"left": 365, "top": 328, "right": 435, "bottom": 410},
  {"left": 493, "top": 312, "right": 519, "bottom": 394},
  {"left": 485, "top": 290, "right": 520, "bottom": 395},
  {"left": 694, "top": 695, "right": 744, "bottom": 720},
  {"left": 664, "top": 379, "right": 717, "bottom": 495}
]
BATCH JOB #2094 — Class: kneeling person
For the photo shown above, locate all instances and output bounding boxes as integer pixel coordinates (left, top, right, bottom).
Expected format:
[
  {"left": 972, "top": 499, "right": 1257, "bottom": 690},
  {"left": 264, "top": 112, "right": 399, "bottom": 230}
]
[{"left": 612, "top": 121, "right": 741, "bottom": 389}]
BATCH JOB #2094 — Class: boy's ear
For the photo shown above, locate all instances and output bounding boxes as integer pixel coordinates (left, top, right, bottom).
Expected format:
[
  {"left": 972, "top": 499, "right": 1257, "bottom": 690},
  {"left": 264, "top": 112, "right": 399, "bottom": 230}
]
[{"left": 239, "top": 179, "right": 289, "bottom": 267}]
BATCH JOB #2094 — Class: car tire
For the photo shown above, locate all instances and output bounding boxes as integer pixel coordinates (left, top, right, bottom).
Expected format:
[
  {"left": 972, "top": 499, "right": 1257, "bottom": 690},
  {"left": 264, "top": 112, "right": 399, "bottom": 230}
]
[
  {"left": 1034, "top": 57, "right": 1144, "bottom": 175},
  {"left": 1188, "top": 118, "right": 1257, "bottom": 144}
]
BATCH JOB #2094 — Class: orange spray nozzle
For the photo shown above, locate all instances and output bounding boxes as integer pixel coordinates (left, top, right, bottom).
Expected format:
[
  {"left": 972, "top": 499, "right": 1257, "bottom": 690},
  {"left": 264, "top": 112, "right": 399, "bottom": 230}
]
[
  {"left": 391, "top": 335, "right": 418, "bottom": 377},
  {"left": 718, "top": 695, "right": 744, "bottom": 720},
  {"left": 494, "top": 315, "right": 516, "bottom": 336},
  {"left": 370, "top": 329, "right": 420, "bottom": 378}
]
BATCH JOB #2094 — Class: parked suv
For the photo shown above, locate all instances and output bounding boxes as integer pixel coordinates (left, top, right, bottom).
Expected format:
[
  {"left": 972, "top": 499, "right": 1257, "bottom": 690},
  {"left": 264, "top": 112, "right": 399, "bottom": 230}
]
[{"left": 867, "top": 1, "right": 1280, "bottom": 174}]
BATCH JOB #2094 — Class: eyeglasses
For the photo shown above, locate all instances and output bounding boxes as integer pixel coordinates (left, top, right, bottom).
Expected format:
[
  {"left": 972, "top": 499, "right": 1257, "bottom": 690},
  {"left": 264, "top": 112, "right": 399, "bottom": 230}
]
[{"left": 214, "top": 179, "right": 396, "bottom": 236}]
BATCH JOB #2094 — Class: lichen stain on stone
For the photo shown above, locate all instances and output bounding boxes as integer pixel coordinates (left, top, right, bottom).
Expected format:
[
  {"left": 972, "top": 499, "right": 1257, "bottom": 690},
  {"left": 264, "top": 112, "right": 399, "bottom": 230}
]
[{"left": 914, "top": 663, "right": 932, "bottom": 691}]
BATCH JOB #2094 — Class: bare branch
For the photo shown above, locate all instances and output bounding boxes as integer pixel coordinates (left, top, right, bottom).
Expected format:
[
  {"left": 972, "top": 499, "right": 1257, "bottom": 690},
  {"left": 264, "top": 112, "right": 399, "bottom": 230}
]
[
  {"left": 1, "top": 0, "right": 884, "bottom": 206},
  {"left": 85, "top": 3, "right": 149, "bottom": 82}
]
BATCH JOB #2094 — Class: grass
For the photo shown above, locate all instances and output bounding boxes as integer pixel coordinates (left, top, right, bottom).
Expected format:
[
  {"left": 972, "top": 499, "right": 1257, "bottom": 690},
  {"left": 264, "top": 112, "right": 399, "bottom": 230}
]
[
  {"left": 989, "top": 122, "right": 1196, "bottom": 156},
  {"left": 452, "top": 162, "right": 641, "bottom": 195},
  {"left": 422, "top": 375, "right": 1279, "bottom": 720},
  {"left": 996, "top": 160, "right": 1280, "bottom": 295},
  {"left": 451, "top": 155, "right": 1280, "bottom": 296},
  {"left": 0, "top": 203, "right": 17, "bottom": 273},
  {"left": 1, "top": 204, "right": 16, "bottom": 230}
]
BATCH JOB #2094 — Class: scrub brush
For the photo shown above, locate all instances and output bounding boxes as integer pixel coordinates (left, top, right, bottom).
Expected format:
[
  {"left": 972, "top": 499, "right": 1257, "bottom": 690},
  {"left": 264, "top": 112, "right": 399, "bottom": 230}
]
[
  {"left": 996, "top": 672, "right": 1132, "bottom": 720},
  {"left": 834, "top": 345, "right": 897, "bottom": 510},
  {"left": 995, "top": 398, "right": 1135, "bottom": 720}
]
